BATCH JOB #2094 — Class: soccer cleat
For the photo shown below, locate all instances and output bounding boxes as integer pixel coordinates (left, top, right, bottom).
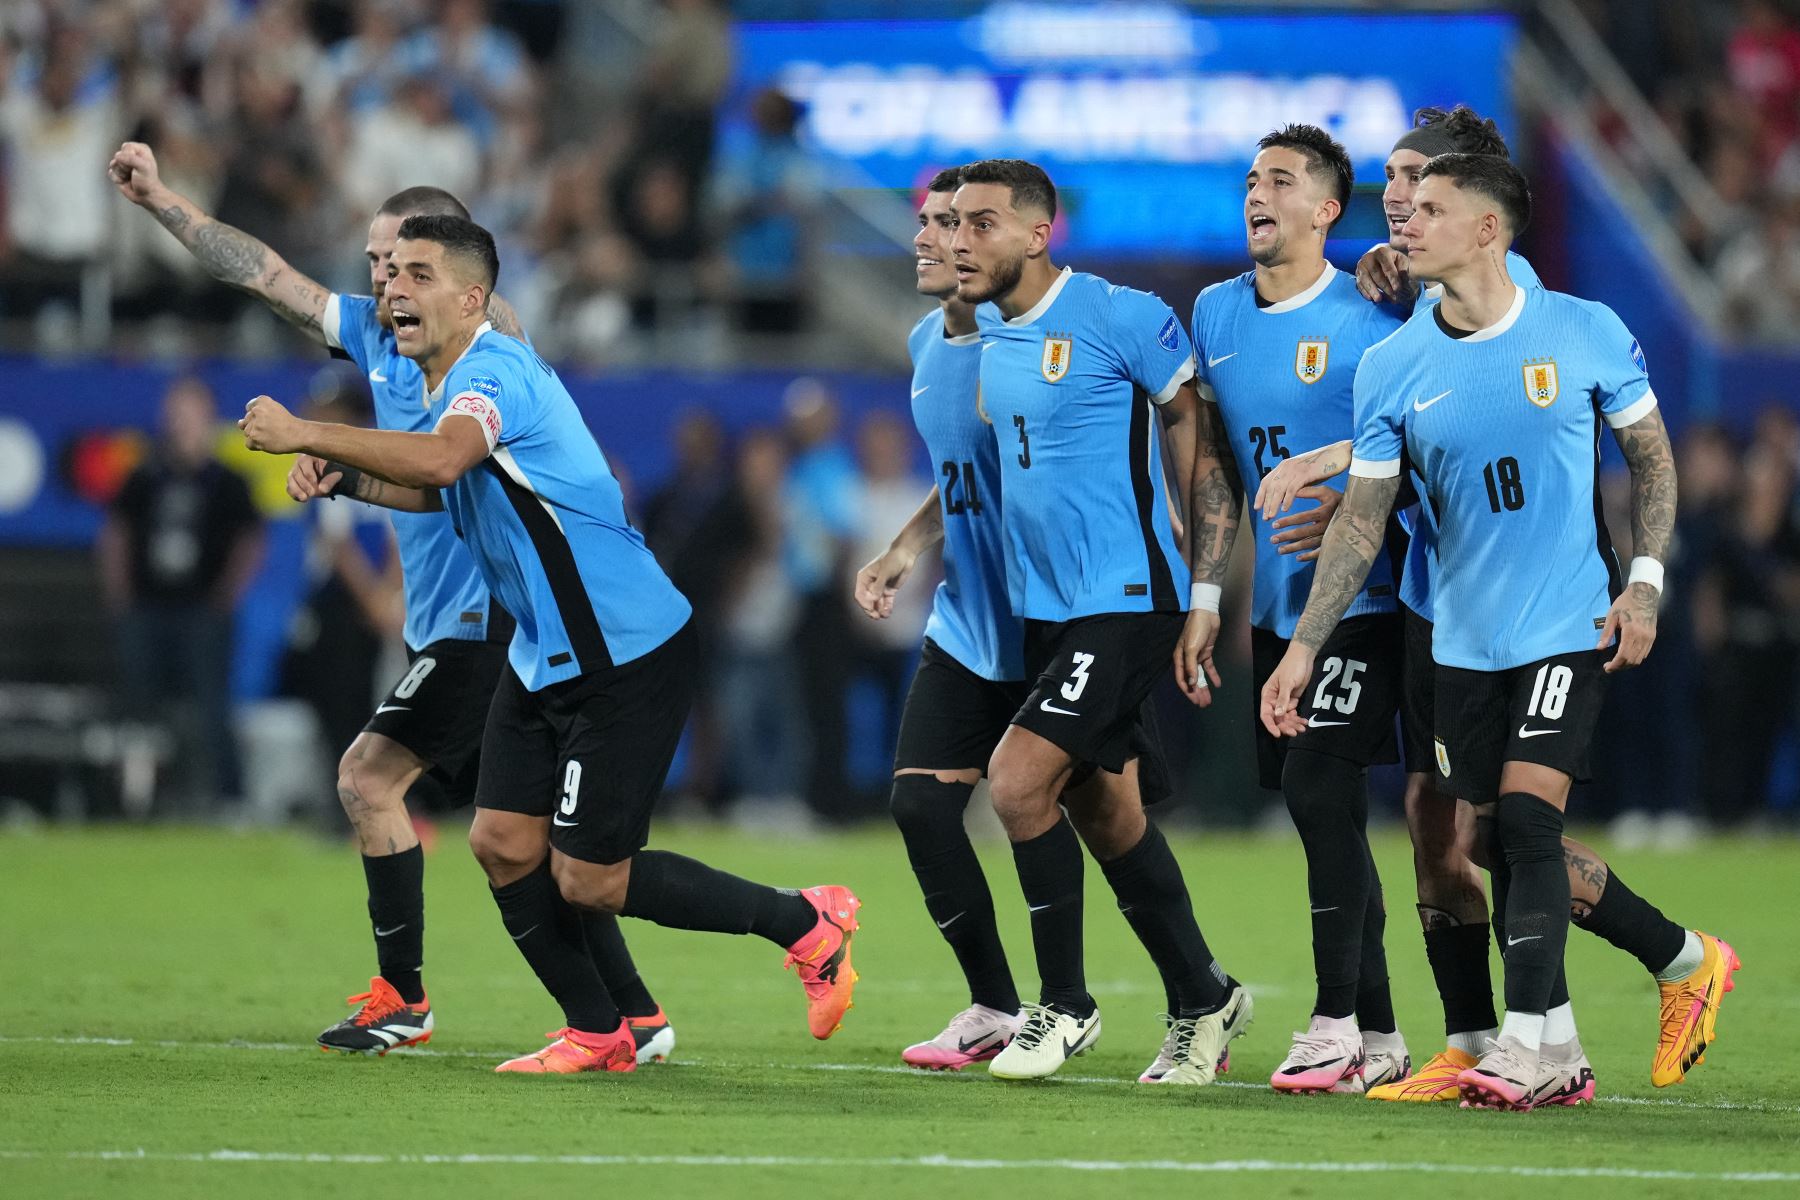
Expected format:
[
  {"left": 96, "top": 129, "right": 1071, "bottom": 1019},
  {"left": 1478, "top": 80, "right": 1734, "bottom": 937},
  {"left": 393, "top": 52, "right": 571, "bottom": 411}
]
[
  {"left": 902, "top": 1004, "right": 1021, "bottom": 1071},
  {"left": 988, "top": 1003, "right": 1101, "bottom": 1080},
  {"left": 1365, "top": 1047, "right": 1478, "bottom": 1102},
  {"left": 1271, "top": 1021, "right": 1363, "bottom": 1094},
  {"left": 1531, "top": 1037, "right": 1597, "bottom": 1108},
  {"left": 494, "top": 1024, "right": 637, "bottom": 1074},
  {"left": 783, "top": 885, "right": 862, "bottom": 1039},
  {"left": 1652, "top": 932, "right": 1740, "bottom": 1087},
  {"left": 626, "top": 1007, "right": 676, "bottom": 1064},
  {"left": 1341, "top": 1030, "right": 1410, "bottom": 1094},
  {"left": 1160, "top": 981, "right": 1255, "bottom": 1086},
  {"left": 316, "top": 976, "right": 433, "bottom": 1055},
  {"left": 1457, "top": 1035, "right": 1539, "bottom": 1110},
  {"left": 1140, "top": 1013, "right": 1235, "bottom": 1082}
]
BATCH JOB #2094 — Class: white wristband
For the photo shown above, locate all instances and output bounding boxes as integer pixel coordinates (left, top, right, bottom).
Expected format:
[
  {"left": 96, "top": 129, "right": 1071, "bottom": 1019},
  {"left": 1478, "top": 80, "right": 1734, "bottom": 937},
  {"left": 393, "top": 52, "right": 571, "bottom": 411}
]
[
  {"left": 1190, "top": 582, "right": 1222, "bottom": 613},
  {"left": 1627, "top": 557, "right": 1664, "bottom": 592}
]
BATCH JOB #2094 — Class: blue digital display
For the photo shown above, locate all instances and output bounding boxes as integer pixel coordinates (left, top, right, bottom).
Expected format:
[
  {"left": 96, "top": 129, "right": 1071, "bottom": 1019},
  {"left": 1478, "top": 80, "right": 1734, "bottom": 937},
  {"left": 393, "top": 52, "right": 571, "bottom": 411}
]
[{"left": 731, "top": 4, "right": 1517, "bottom": 256}]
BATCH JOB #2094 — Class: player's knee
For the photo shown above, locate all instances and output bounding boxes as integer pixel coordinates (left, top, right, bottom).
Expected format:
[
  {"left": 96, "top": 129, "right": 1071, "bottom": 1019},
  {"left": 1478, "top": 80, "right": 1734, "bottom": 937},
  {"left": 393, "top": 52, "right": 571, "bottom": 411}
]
[
  {"left": 889, "top": 774, "right": 973, "bottom": 841},
  {"left": 468, "top": 819, "right": 541, "bottom": 879},
  {"left": 1495, "top": 792, "right": 1564, "bottom": 867},
  {"left": 1280, "top": 749, "right": 1360, "bottom": 838},
  {"left": 986, "top": 769, "right": 1053, "bottom": 828},
  {"left": 551, "top": 855, "right": 628, "bottom": 913},
  {"left": 335, "top": 739, "right": 413, "bottom": 819}
]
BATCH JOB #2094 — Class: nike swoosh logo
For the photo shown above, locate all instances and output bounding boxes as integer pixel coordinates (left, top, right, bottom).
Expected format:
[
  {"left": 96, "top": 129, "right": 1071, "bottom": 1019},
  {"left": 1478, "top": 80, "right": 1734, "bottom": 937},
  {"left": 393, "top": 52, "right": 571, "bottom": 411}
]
[
  {"left": 1310, "top": 906, "right": 1338, "bottom": 914},
  {"left": 936, "top": 912, "right": 964, "bottom": 930},
  {"left": 1413, "top": 389, "right": 1452, "bottom": 412},
  {"left": 1039, "top": 699, "right": 1081, "bottom": 716},
  {"left": 911, "top": 385, "right": 930, "bottom": 399},
  {"left": 510, "top": 924, "right": 540, "bottom": 942},
  {"left": 1517, "top": 725, "right": 1559, "bottom": 739},
  {"left": 1027, "top": 903, "right": 1053, "bottom": 913},
  {"left": 1061, "top": 1025, "right": 1097, "bottom": 1059},
  {"left": 981, "top": 342, "right": 996, "bottom": 352},
  {"left": 1306, "top": 717, "right": 1350, "bottom": 728},
  {"left": 374, "top": 704, "right": 410, "bottom": 715},
  {"left": 1507, "top": 934, "right": 1543, "bottom": 946},
  {"left": 374, "top": 925, "right": 407, "bottom": 937},
  {"left": 1207, "top": 352, "right": 1237, "bottom": 367},
  {"left": 369, "top": 368, "right": 388, "bottom": 383},
  {"left": 553, "top": 817, "right": 579, "bottom": 827}
]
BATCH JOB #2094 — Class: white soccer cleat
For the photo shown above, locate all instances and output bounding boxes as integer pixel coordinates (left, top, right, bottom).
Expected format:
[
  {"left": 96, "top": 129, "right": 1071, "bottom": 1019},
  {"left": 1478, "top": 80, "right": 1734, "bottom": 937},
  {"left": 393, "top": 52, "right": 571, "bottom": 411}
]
[
  {"left": 901, "top": 1004, "right": 1021, "bottom": 1071},
  {"left": 1457, "top": 1034, "right": 1539, "bottom": 1111},
  {"left": 1530, "top": 1036, "right": 1597, "bottom": 1108},
  {"left": 1341, "top": 1030, "right": 1410, "bottom": 1094},
  {"left": 1138, "top": 1014, "right": 1179, "bottom": 1082},
  {"left": 1158, "top": 982, "right": 1255, "bottom": 1086},
  {"left": 988, "top": 1003, "right": 1101, "bottom": 1080},
  {"left": 1271, "top": 1020, "right": 1364, "bottom": 1094}
]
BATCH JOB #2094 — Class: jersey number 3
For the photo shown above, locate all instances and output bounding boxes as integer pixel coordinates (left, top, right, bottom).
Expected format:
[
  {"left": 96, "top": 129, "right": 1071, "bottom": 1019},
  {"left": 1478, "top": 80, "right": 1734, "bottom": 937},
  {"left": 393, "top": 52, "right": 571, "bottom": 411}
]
[{"left": 1013, "top": 415, "right": 1032, "bottom": 469}]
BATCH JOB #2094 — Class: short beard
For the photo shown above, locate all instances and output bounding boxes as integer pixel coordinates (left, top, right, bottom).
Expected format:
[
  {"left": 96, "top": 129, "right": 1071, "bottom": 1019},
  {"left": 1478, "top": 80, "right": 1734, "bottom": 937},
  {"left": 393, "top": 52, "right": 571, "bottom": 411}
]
[
  {"left": 1249, "top": 233, "right": 1285, "bottom": 267},
  {"left": 956, "top": 252, "right": 1024, "bottom": 305}
]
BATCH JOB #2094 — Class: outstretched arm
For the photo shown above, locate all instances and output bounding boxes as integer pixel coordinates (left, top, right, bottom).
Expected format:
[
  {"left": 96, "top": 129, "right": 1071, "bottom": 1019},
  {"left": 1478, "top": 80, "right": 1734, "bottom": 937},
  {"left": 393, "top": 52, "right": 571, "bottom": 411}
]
[
  {"left": 854, "top": 486, "right": 944, "bottom": 619},
  {"left": 487, "top": 293, "right": 526, "bottom": 340},
  {"left": 1600, "top": 407, "right": 1676, "bottom": 673},
  {"left": 109, "top": 141, "right": 330, "bottom": 340}
]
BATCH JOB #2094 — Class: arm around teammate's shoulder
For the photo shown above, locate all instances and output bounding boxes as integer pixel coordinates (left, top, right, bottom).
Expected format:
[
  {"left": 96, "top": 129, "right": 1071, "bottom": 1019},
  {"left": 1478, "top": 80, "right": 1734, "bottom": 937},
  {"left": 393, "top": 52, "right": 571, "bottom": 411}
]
[{"left": 108, "top": 141, "right": 330, "bottom": 342}]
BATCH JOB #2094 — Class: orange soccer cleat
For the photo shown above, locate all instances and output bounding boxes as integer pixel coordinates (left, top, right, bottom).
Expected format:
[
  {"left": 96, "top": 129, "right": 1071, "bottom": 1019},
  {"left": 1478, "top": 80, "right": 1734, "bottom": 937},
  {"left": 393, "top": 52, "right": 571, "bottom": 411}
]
[
  {"left": 783, "top": 885, "right": 862, "bottom": 1039},
  {"left": 1652, "top": 932, "right": 1740, "bottom": 1087},
  {"left": 494, "top": 1024, "right": 637, "bottom": 1074}
]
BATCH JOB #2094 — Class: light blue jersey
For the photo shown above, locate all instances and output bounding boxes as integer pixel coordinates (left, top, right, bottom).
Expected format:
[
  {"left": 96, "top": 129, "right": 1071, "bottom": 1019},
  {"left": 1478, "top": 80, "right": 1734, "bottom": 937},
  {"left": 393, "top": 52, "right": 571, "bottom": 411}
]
[
  {"left": 908, "top": 308, "right": 1023, "bottom": 681},
  {"left": 431, "top": 324, "right": 691, "bottom": 689},
  {"left": 977, "top": 268, "right": 1196, "bottom": 622},
  {"left": 1399, "top": 251, "right": 1543, "bottom": 621},
  {"left": 1193, "top": 264, "right": 1402, "bottom": 638},
  {"left": 1352, "top": 286, "right": 1654, "bottom": 671},
  {"left": 325, "top": 294, "right": 504, "bottom": 651}
]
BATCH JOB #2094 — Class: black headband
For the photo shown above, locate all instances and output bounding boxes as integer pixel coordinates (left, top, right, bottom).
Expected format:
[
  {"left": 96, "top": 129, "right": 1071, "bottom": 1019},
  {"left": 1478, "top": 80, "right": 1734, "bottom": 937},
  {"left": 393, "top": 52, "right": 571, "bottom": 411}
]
[{"left": 1392, "top": 125, "right": 1461, "bottom": 159}]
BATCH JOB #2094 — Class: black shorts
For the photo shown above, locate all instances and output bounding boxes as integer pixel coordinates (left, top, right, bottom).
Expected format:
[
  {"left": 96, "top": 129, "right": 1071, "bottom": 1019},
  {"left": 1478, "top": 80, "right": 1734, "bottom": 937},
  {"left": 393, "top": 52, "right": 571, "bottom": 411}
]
[
  {"left": 1012, "top": 612, "right": 1184, "bottom": 776},
  {"left": 364, "top": 638, "right": 509, "bottom": 799},
  {"left": 1434, "top": 648, "right": 1609, "bottom": 806},
  {"left": 475, "top": 621, "right": 696, "bottom": 865},
  {"left": 894, "top": 638, "right": 1029, "bottom": 772},
  {"left": 1399, "top": 602, "right": 1437, "bottom": 776},
  {"left": 1249, "top": 614, "right": 1402, "bottom": 790}
]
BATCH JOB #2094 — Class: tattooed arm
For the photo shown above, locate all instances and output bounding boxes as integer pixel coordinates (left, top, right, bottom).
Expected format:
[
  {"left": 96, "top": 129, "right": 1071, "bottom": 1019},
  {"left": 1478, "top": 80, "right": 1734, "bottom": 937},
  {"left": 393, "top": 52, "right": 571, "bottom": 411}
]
[
  {"left": 487, "top": 293, "right": 527, "bottom": 341},
  {"left": 1599, "top": 406, "right": 1676, "bottom": 673},
  {"left": 108, "top": 141, "right": 329, "bottom": 340},
  {"left": 1164, "top": 383, "right": 1241, "bottom": 705}
]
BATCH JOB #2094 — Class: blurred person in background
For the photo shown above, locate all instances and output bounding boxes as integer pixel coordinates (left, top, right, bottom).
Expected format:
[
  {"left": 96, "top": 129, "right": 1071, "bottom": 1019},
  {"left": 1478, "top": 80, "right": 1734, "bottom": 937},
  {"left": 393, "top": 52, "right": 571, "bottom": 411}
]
[
  {"left": 713, "top": 87, "right": 815, "bottom": 335},
  {"left": 718, "top": 428, "right": 807, "bottom": 819},
  {"left": 782, "top": 378, "right": 861, "bottom": 822},
  {"left": 1716, "top": 197, "right": 1800, "bottom": 341},
  {"left": 97, "top": 376, "right": 264, "bottom": 812},
  {"left": 630, "top": 0, "right": 733, "bottom": 218},
  {"left": 343, "top": 70, "right": 482, "bottom": 221},
  {"left": 400, "top": 0, "right": 533, "bottom": 147}
]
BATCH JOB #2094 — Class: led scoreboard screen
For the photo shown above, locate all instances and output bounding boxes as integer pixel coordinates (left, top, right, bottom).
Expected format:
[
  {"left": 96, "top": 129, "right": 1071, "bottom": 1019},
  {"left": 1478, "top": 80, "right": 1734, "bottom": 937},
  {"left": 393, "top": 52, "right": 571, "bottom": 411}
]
[{"left": 731, "top": 3, "right": 1517, "bottom": 257}]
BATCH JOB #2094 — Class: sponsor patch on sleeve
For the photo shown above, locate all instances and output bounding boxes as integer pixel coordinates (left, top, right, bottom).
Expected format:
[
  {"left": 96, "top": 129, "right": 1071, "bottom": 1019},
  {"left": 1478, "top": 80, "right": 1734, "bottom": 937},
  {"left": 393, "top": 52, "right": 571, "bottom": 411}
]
[
  {"left": 1158, "top": 314, "right": 1181, "bottom": 352},
  {"left": 1629, "top": 339, "right": 1646, "bottom": 374},
  {"left": 442, "top": 391, "right": 502, "bottom": 451},
  {"left": 468, "top": 374, "right": 502, "bottom": 399}
]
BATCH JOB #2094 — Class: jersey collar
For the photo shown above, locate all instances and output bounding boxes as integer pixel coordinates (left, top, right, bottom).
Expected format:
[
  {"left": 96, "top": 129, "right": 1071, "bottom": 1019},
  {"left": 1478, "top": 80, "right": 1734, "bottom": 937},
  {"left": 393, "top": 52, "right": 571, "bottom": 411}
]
[
  {"left": 1003, "top": 266, "right": 1072, "bottom": 327},
  {"left": 944, "top": 329, "right": 980, "bottom": 346},
  {"left": 1449, "top": 285, "right": 1526, "bottom": 343},
  {"left": 423, "top": 320, "right": 496, "bottom": 405},
  {"left": 1256, "top": 262, "right": 1336, "bottom": 314}
]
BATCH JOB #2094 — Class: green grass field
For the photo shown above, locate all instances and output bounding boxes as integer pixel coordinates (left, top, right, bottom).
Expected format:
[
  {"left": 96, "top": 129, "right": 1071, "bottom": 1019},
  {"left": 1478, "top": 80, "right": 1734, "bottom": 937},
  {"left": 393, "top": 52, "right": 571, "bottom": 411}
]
[{"left": 2, "top": 822, "right": 1796, "bottom": 1198}]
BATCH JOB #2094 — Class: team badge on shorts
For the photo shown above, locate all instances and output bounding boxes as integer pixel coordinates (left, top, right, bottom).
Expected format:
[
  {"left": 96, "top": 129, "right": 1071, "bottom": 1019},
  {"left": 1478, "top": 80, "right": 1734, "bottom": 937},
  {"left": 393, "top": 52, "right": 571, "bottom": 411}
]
[
  {"left": 1294, "top": 339, "right": 1328, "bottom": 384},
  {"left": 1434, "top": 737, "right": 1451, "bottom": 778},
  {"left": 1523, "top": 358, "right": 1559, "bottom": 408},
  {"left": 1041, "top": 333, "right": 1073, "bottom": 383}
]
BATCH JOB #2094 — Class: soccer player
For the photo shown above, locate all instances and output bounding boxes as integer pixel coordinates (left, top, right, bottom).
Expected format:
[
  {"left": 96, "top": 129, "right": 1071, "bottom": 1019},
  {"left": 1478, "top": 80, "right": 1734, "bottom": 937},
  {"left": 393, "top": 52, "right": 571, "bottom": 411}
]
[
  {"left": 1262, "top": 154, "right": 1737, "bottom": 1110},
  {"left": 237, "top": 215, "right": 861, "bottom": 1074},
  {"left": 108, "top": 143, "right": 674, "bottom": 1063},
  {"left": 949, "top": 159, "right": 1251, "bottom": 1082},
  {"left": 1258, "top": 108, "right": 1732, "bottom": 1100},
  {"left": 1182, "top": 124, "right": 1410, "bottom": 1094}
]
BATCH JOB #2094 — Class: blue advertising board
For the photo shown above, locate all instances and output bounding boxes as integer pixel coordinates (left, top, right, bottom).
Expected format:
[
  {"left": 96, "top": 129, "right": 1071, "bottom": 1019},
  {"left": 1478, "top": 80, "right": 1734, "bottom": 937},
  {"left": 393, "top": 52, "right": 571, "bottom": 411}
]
[{"left": 730, "top": 3, "right": 1516, "bottom": 256}]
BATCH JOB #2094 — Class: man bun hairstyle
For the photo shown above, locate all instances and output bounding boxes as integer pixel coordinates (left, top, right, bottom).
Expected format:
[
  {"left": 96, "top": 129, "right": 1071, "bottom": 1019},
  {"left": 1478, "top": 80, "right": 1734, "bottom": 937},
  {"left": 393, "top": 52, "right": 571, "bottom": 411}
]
[
  {"left": 958, "top": 158, "right": 1057, "bottom": 220},
  {"left": 1257, "top": 123, "right": 1354, "bottom": 227},
  {"left": 1418, "top": 152, "right": 1532, "bottom": 236},
  {"left": 378, "top": 186, "right": 472, "bottom": 221},
  {"left": 1398, "top": 105, "right": 1512, "bottom": 161},
  {"left": 395, "top": 214, "right": 500, "bottom": 293}
]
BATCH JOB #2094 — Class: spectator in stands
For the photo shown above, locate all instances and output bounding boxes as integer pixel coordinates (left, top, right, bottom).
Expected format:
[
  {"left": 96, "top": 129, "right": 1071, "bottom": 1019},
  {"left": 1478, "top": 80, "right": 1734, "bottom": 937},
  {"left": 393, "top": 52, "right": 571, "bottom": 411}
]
[
  {"left": 1717, "top": 196, "right": 1800, "bottom": 341},
  {"left": 1727, "top": 0, "right": 1800, "bottom": 166},
  {"left": 631, "top": 0, "right": 734, "bottom": 206},
  {"left": 401, "top": 0, "right": 533, "bottom": 147},
  {"left": 342, "top": 71, "right": 482, "bottom": 222},
  {"left": 96, "top": 376, "right": 265, "bottom": 812},
  {"left": 714, "top": 88, "right": 816, "bottom": 334},
  {"left": 323, "top": 0, "right": 410, "bottom": 118}
]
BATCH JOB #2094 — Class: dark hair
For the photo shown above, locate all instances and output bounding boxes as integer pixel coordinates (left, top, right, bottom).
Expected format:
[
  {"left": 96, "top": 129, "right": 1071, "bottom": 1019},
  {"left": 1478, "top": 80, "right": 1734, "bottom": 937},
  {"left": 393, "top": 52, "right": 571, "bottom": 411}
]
[
  {"left": 926, "top": 165, "right": 963, "bottom": 193},
  {"left": 377, "top": 186, "right": 471, "bottom": 221},
  {"left": 1413, "top": 105, "right": 1511, "bottom": 160},
  {"left": 1257, "top": 123, "right": 1354, "bottom": 226},
  {"left": 1417, "top": 153, "right": 1532, "bottom": 235},
  {"left": 957, "top": 158, "right": 1057, "bottom": 220},
  {"left": 395, "top": 214, "right": 500, "bottom": 291}
]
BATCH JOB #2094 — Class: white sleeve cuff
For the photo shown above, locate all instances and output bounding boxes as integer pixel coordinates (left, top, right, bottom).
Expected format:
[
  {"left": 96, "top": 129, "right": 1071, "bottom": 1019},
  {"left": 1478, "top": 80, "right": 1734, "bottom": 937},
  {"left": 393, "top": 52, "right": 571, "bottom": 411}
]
[
  {"left": 1605, "top": 387, "right": 1658, "bottom": 429},
  {"left": 439, "top": 392, "right": 501, "bottom": 453},
  {"left": 322, "top": 293, "right": 344, "bottom": 350},
  {"left": 1150, "top": 355, "right": 1197, "bottom": 406},
  {"left": 1198, "top": 379, "right": 1217, "bottom": 404},
  {"left": 1349, "top": 456, "right": 1401, "bottom": 479}
]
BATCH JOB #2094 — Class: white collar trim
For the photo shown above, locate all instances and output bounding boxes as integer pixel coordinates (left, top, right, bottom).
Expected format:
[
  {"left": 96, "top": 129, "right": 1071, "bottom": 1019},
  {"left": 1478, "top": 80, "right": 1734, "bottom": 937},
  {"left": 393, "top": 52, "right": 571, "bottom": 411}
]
[
  {"left": 944, "top": 328, "right": 980, "bottom": 346},
  {"left": 1004, "top": 266, "right": 1073, "bottom": 327},
  {"left": 1257, "top": 263, "right": 1336, "bottom": 314},
  {"left": 1453, "top": 285, "right": 1526, "bottom": 343}
]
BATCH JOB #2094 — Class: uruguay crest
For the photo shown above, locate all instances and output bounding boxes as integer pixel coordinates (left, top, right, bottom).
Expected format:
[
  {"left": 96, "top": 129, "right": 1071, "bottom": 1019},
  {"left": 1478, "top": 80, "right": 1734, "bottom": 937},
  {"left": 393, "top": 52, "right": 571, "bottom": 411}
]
[
  {"left": 1434, "top": 737, "right": 1451, "bottom": 778},
  {"left": 1294, "top": 339, "right": 1328, "bottom": 385},
  {"left": 1523, "top": 358, "right": 1559, "bottom": 408},
  {"left": 1041, "top": 334, "right": 1072, "bottom": 383}
]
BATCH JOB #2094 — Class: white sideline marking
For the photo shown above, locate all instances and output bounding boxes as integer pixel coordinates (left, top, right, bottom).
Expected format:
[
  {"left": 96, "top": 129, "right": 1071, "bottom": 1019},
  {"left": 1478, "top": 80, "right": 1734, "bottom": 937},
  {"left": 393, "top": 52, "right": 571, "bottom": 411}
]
[
  {"left": 0, "top": 1148, "right": 1796, "bottom": 1182},
  {"left": 3, "top": 1034, "right": 1795, "bottom": 1115}
]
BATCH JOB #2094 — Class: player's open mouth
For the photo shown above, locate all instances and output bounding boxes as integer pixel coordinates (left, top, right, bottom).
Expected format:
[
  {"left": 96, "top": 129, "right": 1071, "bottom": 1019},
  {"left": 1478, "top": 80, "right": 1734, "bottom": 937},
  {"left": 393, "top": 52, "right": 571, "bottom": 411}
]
[
  {"left": 1386, "top": 211, "right": 1410, "bottom": 233},
  {"left": 391, "top": 311, "right": 422, "bottom": 333},
  {"left": 916, "top": 256, "right": 942, "bottom": 271},
  {"left": 954, "top": 262, "right": 977, "bottom": 279},
  {"left": 1248, "top": 214, "right": 1276, "bottom": 241}
]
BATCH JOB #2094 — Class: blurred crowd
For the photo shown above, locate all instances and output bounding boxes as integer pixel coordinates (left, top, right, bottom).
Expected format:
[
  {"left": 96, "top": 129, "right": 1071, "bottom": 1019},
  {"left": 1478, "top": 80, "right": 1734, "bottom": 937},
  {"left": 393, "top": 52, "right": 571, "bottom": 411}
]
[{"left": 0, "top": 0, "right": 818, "bottom": 363}]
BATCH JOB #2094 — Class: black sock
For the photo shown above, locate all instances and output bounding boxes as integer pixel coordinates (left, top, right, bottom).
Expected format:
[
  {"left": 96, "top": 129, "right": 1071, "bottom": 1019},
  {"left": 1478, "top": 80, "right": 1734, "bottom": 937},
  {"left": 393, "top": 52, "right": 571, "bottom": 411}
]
[
  {"left": 491, "top": 859, "right": 618, "bottom": 1033},
  {"left": 892, "top": 775, "right": 1018, "bottom": 1013},
  {"left": 620, "top": 850, "right": 816, "bottom": 947},
  {"left": 1572, "top": 864, "right": 1686, "bottom": 975},
  {"left": 580, "top": 911, "right": 657, "bottom": 1018},
  {"left": 1354, "top": 839, "right": 1397, "bottom": 1034},
  {"left": 1281, "top": 749, "right": 1373, "bottom": 1019},
  {"left": 1011, "top": 817, "right": 1090, "bottom": 1015},
  {"left": 1496, "top": 792, "right": 1570, "bottom": 1015},
  {"left": 1479, "top": 812, "right": 1509, "bottom": 952},
  {"left": 1548, "top": 963, "right": 1570, "bottom": 1011},
  {"left": 1421, "top": 920, "right": 1498, "bottom": 1035},
  {"left": 1097, "top": 822, "right": 1227, "bottom": 1016},
  {"left": 363, "top": 846, "right": 426, "bottom": 1004}
]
